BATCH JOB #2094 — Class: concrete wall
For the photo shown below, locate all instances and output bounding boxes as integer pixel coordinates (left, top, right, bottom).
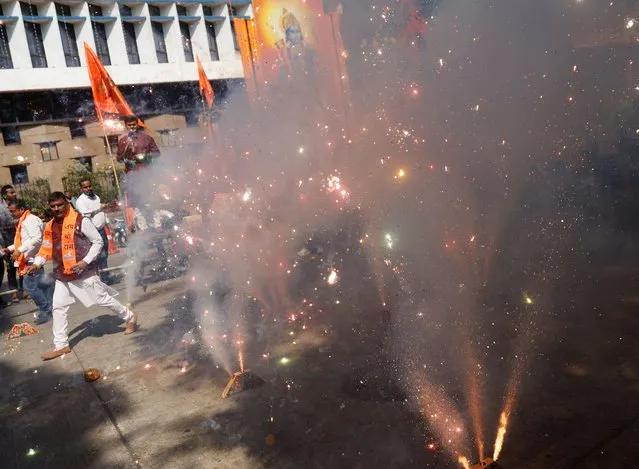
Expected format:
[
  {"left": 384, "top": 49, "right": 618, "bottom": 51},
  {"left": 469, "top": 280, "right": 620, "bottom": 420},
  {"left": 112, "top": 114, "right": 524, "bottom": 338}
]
[
  {"left": 0, "top": 113, "right": 202, "bottom": 191},
  {"left": 0, "top": 0, "right": 248, "bottom": 92}
]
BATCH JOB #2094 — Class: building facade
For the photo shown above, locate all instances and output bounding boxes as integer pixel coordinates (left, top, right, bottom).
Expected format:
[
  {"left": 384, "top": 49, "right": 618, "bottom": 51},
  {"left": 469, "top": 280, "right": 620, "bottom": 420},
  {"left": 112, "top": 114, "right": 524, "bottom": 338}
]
[{"left": 0, "top": 0, "right": 253, "bottom": 191}]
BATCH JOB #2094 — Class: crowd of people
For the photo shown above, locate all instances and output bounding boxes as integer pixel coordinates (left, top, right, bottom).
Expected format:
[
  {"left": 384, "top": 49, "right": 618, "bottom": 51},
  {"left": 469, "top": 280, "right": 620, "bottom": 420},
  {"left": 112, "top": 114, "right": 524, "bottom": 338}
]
[{"left": 0, "top": 114, "right": 161, "bottom": 361}]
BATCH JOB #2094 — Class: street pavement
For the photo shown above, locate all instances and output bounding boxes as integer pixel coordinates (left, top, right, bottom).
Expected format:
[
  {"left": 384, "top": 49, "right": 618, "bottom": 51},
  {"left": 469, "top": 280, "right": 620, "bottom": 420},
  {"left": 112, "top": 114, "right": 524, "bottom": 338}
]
[{"left": 2, "top": 247, "right": 639, "bottom": 469}]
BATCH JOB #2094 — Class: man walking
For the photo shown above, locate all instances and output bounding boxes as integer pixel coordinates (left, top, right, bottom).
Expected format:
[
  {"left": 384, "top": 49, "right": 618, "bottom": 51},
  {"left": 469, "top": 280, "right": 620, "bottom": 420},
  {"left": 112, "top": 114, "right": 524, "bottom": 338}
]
[
  {"left": 75, "top": 179, "right": 110, "bottom": 282},
  {"left": 0, "top": 185, "right": 23, "bottom": 303},
  {"left": 2, "top": 199, "right": 53, "bottom": 324},
  {"left": 26, "top": 192, "right": 138, "bottom": 361}
]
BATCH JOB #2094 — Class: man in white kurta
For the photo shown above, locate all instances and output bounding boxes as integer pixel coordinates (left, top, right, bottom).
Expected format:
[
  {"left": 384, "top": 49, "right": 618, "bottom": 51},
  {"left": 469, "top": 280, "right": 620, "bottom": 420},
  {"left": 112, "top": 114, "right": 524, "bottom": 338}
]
[
  {"left": 26, "top": 192, "right": 138, "bottom": 361},
  {"left": 75, "top": 178, "right": 109, "bottom": 274}
]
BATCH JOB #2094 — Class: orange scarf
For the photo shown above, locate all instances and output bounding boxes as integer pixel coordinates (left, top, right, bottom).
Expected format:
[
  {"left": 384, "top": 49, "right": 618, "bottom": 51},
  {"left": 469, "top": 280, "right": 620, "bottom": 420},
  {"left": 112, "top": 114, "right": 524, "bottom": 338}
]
[
  {"left": 39, "top": 207, "right": 79, "bottom": 275},
  {"left": 14, "top": 209, "right": 31, "bottom": 275}
]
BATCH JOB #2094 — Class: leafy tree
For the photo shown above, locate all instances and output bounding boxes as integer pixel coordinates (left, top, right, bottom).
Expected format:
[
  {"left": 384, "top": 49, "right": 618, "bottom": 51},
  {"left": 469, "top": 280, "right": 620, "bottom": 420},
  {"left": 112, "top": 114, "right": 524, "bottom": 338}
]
[{"left": 17, "top": 178, "right": 51, "bottom": 217}]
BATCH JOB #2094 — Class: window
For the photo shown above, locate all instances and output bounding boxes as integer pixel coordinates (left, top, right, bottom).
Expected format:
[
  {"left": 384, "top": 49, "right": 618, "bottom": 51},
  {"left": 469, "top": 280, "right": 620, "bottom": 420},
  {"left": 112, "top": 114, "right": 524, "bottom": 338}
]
[
  {"left": 158, "top": 129, "right": 177, "bottom": 147},
  {"left": 152, "top": 22, "right": 168, "bottom": 63},
  {"left": 9, "top": 165, "right": 29, "bottom": 185},
  {"left": 148, "top": 5, "right": 161, "bottom": 16},
  {"left": 122, "top": 22, "right": 140, "bottom": 64},
  {"left": 206, "top": 23, "right": 219, "bottom": 61},
  {"left": 55, "top": 3, "right": 72, "bottom": 16},
  {"left": 119, "top": 4, "right": 132, "bottom": 16},
  {"left": 88, "top": 4, "right": 103, "bottom": 16},
  {"left": 89, "top": 5, "right": 111, "bottom": 65},
  {"left": 40, "top": 142, "right": 59, "bottom": 161},
  {"left": 230, "top": 9, "right": 240, "bottom": 51},
  {"left": 59, "top": 21, "right": 81, "bottom": 67},
  {"left": 202, "top": 6, "right": 213, "bottom": 16},
  {"left": 0, "top": 7, "right": 12, "bottom": 69},
  {"left": 103, "top": 135, "right": 119, "bottom": 155},
  {"left": 176, "top": 5, "right": 187, "bottom": 16},
  {"left": 75, "top": 156, "right": 93, "bottom": 172},
  {"left": 69, "top": 121, "right": 86, "bottom": 139},
  {"left": 22, "top": 3, "right": 48, "bottom": 68},
  {"left": 1, "top": 127, "right": 20, "bottom": 145},
  {"left": 20, "top": 2, "right": 38, "bottom": 16},
  {"left": 180, "top": 22, "right": 194, "bottom": 62},
  {"left": 25, "top": 22, "right": 48, "bottom": 68}
]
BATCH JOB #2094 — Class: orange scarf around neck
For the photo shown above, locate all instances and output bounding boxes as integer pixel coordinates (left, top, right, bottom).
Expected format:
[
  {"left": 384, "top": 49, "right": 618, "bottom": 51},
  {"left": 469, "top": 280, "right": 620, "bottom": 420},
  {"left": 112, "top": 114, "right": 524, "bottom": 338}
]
[
  {"left": 14, "top": 209, "right": 31, "bottom": 275},
  {"left": 39, "top": 207, "right": 79, "bottom": 275}
]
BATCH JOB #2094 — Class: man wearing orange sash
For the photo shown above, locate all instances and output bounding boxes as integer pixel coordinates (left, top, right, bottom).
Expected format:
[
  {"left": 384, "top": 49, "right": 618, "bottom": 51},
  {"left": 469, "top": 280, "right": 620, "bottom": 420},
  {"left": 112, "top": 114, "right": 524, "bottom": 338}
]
[
  {"left": 26, "top": 192, "right": 138, "bottom": 361},
  {"left": 1, "top": 199, "right": 53, "bottom": 325}
]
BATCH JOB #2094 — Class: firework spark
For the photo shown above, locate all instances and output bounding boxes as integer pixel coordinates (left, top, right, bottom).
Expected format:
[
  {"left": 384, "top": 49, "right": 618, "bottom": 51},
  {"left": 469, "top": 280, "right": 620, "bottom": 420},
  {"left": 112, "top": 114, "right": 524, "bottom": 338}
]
[{"left": 492, "top": 412, "right": 509, "bottom": 460}]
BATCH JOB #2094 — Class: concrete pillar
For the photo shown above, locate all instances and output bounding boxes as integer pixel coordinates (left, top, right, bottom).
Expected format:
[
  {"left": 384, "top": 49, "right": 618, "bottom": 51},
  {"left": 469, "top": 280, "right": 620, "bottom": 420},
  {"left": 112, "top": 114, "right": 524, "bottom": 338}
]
[{"left": 41, "top": 2, "right": 66, "bottom": 68}]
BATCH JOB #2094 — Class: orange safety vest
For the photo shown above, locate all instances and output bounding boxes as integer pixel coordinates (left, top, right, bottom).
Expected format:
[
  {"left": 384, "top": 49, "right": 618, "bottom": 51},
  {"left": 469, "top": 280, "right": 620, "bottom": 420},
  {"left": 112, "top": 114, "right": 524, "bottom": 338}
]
[
  {"left": 13, "top": 209, "right": 31, "bottom": 275},
  {"left": 38, "top": 207, "right": 79, "bottom": 275}
]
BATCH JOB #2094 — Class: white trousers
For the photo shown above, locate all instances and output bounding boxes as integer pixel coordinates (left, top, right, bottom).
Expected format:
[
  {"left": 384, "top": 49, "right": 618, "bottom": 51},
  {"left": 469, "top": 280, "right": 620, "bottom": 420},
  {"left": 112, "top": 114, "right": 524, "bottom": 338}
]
[{"left": 52, "top": 275, "right": 133, "bottom": 350}]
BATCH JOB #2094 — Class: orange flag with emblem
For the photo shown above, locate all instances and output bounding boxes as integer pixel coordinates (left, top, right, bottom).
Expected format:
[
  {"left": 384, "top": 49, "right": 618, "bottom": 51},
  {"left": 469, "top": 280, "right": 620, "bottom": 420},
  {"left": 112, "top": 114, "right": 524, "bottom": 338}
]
[{"left": 196, "top": 55, "right": 215, "bottom": 109}]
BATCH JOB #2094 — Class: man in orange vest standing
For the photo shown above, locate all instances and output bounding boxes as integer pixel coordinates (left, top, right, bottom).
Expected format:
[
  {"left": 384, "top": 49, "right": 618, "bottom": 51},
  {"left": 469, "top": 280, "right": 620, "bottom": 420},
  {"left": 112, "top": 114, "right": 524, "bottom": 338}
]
[
  {"left": 1, "top": 199, "right": 54, "bottom": 324},
  {"left": 26, "top": 192, "right": 138, "bottom": 361}
]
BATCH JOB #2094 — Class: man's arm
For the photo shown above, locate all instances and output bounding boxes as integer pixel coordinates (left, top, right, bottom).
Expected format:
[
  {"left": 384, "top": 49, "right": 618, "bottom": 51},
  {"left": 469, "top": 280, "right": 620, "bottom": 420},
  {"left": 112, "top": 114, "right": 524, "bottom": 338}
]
[
  {"left": 116, "top": 136, "right": 130, "bottom": 162},
  {"left": 79, "top": 218, "right": 104, "bottom": 265},
  {"left": 144, "top": 133, "right": 160, "bottom": 156},
  {"left": 17, "top": 216, "right": 43, "bottom": 254}
]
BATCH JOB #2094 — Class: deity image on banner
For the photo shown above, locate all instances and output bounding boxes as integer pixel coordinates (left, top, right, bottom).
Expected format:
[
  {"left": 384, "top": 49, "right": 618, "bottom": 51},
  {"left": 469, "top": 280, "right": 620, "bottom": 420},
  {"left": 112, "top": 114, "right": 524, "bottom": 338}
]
[{"left": 271, "top": 6, "right": 317, "bottom": 87}]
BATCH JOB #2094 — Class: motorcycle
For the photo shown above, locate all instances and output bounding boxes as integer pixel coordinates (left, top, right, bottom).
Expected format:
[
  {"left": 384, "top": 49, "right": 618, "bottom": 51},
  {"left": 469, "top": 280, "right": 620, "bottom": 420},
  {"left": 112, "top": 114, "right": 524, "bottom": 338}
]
[{"left": 112, "top": 218, "right": 128, "bottom": 248}]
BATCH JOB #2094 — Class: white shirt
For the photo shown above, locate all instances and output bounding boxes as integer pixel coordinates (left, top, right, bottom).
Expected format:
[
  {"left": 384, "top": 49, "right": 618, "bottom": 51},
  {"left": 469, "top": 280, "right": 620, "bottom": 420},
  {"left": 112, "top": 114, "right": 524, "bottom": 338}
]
[
  {"left": 75, "top": 193, "right": 106, "bottom": 229},
  {"left": 8, "top": 213, "right": 44, "bottom": 261},
  {"left": 34, "top": 218, "right": 104, "bottom": 267}
]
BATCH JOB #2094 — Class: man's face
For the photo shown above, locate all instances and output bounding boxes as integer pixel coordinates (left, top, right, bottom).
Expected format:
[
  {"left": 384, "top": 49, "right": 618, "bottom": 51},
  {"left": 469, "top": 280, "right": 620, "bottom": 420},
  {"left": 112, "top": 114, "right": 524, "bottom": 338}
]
[
  {"left": 49, "top": 198, "right": 69, "bottom": 221},
  {"left": 8, "top": 205, "right": 24, "bottom": 219},
  {"left": 3, "top": 187, "right": 16, "bottom": 201},
  {"left": 80, "top": 181, "right": 93, "bottom": 195},
  {"left": 126, "top": 121, "right": 138, "bottom": 133}
]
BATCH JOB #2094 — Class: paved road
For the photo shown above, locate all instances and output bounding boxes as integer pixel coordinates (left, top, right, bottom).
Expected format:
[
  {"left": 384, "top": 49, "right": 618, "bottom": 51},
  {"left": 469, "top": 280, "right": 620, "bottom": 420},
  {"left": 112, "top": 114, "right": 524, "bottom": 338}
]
[{"left": 1, "top": 245, "right": 639, "bottom": 469}]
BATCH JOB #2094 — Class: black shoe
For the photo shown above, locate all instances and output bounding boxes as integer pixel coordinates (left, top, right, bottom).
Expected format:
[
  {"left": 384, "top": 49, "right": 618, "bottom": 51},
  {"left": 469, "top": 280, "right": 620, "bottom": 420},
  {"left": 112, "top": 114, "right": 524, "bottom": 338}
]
[{"left": 34, "top": 315, "right": 50, "bottom": 325}]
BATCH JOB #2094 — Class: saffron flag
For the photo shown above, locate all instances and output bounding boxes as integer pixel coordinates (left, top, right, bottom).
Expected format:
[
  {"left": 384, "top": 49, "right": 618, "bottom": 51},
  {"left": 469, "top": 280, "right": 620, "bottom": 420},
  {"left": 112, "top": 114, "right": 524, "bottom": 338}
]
[
  {"left": 83, "top": 42, "right": 139, "bottom": 123},
  {"left": 233, "top": 18, "right": 259, "bottom": 106},
  {"left": 196, "top": 55, "right": 215, "bottom": 109}
]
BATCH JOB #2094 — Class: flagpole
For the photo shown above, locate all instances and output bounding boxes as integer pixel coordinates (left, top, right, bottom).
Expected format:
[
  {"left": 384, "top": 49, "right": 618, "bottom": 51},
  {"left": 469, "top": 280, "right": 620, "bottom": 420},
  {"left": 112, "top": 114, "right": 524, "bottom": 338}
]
[{"left": 97, "top": 108, "right": 123, "bottom": 201}]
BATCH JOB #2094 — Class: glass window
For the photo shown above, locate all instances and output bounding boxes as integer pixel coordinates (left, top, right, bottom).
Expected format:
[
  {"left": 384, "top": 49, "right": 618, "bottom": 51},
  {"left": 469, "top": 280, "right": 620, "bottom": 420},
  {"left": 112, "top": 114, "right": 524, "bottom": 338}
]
[
  {"left": 69, "top": 121, "right": 86, "bottom": 139},
  {"left": 9, "top": 165, "right": 29, "bottom": 185},
  {"left": 76, "top": 156, "right": 93, "bottom": 172},
  {"left": 180, "top": 22, "right": 194, "bottom": 62},
  {"left": 152, "top": 22, "right": 168, "bottom": 63},
  {"left": 59, "top": 22, "right": 81, "bottom": 67},
  {"left": 20, "top": 1, "right": 38, "bottom": 16},
  {"left": 0, "top": 20, "right": 12, "bottom": 69},
  {"left": 122, "top": 22, "right": 140, "bottom": 64},
  {"left": 206, "top": 23, "right": 219, "bottom": 61},
  {"left": 25, "top": 22, "right": 48, "bottom": 68},
  {"left": 230, "top": 11, "right": 240, "bottom": 51},
  {"left": 103, "top": 135, "right": 119, "bottom": 155},
  {"left": 40, "top": 142, "right": 60, "bottom": 161},
  {"left": 119, "top": 4, "right": 132, "bottom": 16},
  {"left": 88, "top": 4, "right": 103, "bottom": 16},
  {"left": 55, "top": 3, "right": 72, "bottom": 16},
  {"left": 148, "top": 5, "right": 161, "bottom": 16},
  {"left": 202, "top": 6, "right": 213, "bottom": 16},
  {"left": 158, "top": 130, "right": 177, "bottom": 147},
  {"left": 176, "top": 5, "right": 187, "bottom": 16},
  {"left": 1, "top": 127, "right": 21, "bottom": 145}
]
